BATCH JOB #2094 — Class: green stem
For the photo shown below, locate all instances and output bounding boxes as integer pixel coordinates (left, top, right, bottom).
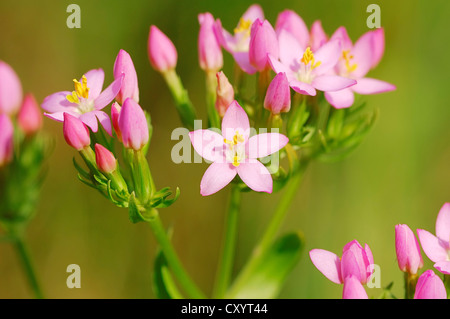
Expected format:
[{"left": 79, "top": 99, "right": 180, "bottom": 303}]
[
  {"left": 404, "top": 272, "right": 418, "bottom": 299},
  {"left": 147, "top": 210, "right": 206, "bottom": 299},
  {"left": 443, "top": 274, "right": 450, "bottom": 298},
  {"left": 213, "top": 184, "right": 241, "bottom": 298},
  {"left": 206, "top": 71, "right": 220, "bottom": 129}
]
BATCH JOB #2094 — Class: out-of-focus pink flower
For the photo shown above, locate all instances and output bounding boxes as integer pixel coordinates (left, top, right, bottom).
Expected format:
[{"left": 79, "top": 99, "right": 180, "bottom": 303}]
[
  {"left": 0, "top": 114, "right": 14, "bottom": 166},
  {"left": 275, "top": 10, "right": 309, "bottom": 49},
  {"left": 215, "top": 71, "right": 234, "bottom": 117},
  {"left": 0, "top": 61, "right": 23, "bottom": 115},
  {"left": 249, "top": 19, "right": 279, "bottom": 72},
  {"left": 264, "top": 72, "right": 291, "bottom": 114},
  {"left": 198, "top": 12, "right": 223, "bottom": 72},
  {"left": 189, "top": 101, "right": 288, "bottom": 196},
  {"left": 414, "top": 270, "right": 447, "bottom": 299},
  {"left": 95, "top": 143, "right": 117, "bottom": 174},
  {"left": 417, "top": 203, "right": 450, "bottom": 275},
  {"left": 342, "top": 275, "right": 369, "bottom": 299},
  {"left": 118, "top": 98, "right": 149, "bottom": 151},
  {"left": 214, "top": 4, "right": 264, "bottom": 74},
  {"left": 114, "top": 49, "right": 139, "bottom": 104},
  {"left": 324, "top": 27, "right": 396, "bottom": 109},
  {"left": 269, "top": 30, "right": 356, "bottom": 96},
  {"left": 148, "top": 26, "right": 178, "bottom": 72},
  {"left": 63, "top": 113, "right": 91, "bottom": 151},
  {"left": 18, "top": 93, "right": 43, "bottom": 135},
  {"left": 309, "top": 240, "right": 374, "bottom": 285},
  {"left": 42, "top": 69, "right": 123, "bottom": 135},
  {"left": 395, "top": 224, "right": 424, "bottom": 275},
  {"left": 309, "top": 20, "right": 328, "bottom": 52}
]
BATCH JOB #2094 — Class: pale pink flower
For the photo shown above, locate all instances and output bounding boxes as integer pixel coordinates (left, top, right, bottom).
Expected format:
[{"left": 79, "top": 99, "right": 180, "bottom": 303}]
[
  {"left": 0, "top": 60, "right": 23, "bottom": 115},
  {"left": 417, "top": 203, "right": 450, "bottom": 275},
  {"left": 309, "top": 20, "right": 328, "bottom": 52},
  {"left": 198, "top": 12, "right": 223, "bottom": 72},
  {"left": 148, "top": 25, "right": 178, "bottom": 72},
  {"left": 414, "top": 270, "right": 447, "bottom": 299},
  {"left": 275, "top": 10, "right": 309, "bottom": 49},
  {"left": 189, "top": 101, "right": 288, "bottom": 196},
  {"left": 395, "top": 224, "right": 424, "bottom": 275},
  {"left": 342, "top": 275, "right": 369, "bottom": 299},
  {"left": 41, "top": 69, "right": 123, "bottom": 135}
]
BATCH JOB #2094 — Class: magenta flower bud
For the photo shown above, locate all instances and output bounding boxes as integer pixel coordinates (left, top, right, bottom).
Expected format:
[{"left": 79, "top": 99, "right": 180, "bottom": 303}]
[
  {"left": 340, "top": 240, "right": 374, "bottom": 285},
  {"left": 342, "top": 275, "right": 368, "bottom": 299},
  {"left": 63, "top": 113, "right": 91, "bottom": 151},
  {"left": 215, "top": 71, "right": 234, "bottom": 117},
  {"left": 0, "top": 114, "right": 14, "bottom": 167},
  {"left": 275, "top": 10, "right": 309, "bottom": 49},
  {"left": 0, "top": 61, "right": 23, "bottom": 115},
  {"left": 114, "top": 49, "right": 139, "bottom": 104},
  {"left": 118, "top": 98, "right": 149, "bottom": 151},
  {"left": 148, "top": 26, "right": 178, "bottom": 72},
  {"left": 414, "top": 270, "right": 447, "bottom": 299},
  {"left": 111, "top": 102, "right": 122, "bottom": 141},
  {"left": 198, "top": 12, "right": 223, "bottom": 72},
  {"left": 95, "top": 143, "right": 117, "bottom": 174},
  {"left": 395, "top": 224, "right": 424, "bottom": 275},
  {"left": 17, "top": 93, "right": 43, "bottom": 135},
  {"left": 264, "top": 72, "right": 291, "bottom": 114},
  {"left": 249, "top": 19, "right": 279, "bottom": 71}
]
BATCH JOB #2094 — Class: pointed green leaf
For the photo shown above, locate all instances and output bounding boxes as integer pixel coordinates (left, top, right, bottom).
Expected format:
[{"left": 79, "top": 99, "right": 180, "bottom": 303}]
[{"left": 153, "top": 250, "right": 184, "bottom": 299}]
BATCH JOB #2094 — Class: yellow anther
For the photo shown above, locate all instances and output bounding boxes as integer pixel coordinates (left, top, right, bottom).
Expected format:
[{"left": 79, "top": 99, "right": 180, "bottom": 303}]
[
  {"left": 232, "top": 155, "right": 240, "bottom": 167},
  {"left": 66, "top": 75, "right": 90, "bottom": 104},
  {"left": 301, "top": 47, "right": 322, "bottom": 70},
  {"left": 342, "top": 50, "right": 358, "bottom": 73},
  {"left": 66, "top": 91, "right": 80, "bottom": 104},
  {"left": 234, "top": 18, "right": 252, "bottom": 36},
  {"left": 224, "top": 131, "right": 244, "bottom": 148}
]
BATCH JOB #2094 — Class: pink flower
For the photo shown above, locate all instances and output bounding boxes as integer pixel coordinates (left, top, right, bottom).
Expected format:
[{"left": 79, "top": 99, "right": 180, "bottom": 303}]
[
  {"left": 95, "top": 144, "right": 117, "bottom": 174},
  {"left": 189, "top": 101, "right": 288, "bottom": 196},
  {"left": 309, "top": 240, "right": 374, "bottom": 285},
  {"left": 324, "top": 27, "right": 396, "bottom": 109},
  {"left": 249, "top": 19, "right": 279, "bottom": 72},
  {"left": 42, "top": 69, "right": 123, "bottom": 135},
  {"left": 395, "top": 224, "right": 423, "bottom": 274},
  {"left": 114, "top": 49, "right": 139, "bottom": 104},
  {"left": 214, "top": 4, "right": 264, "bottom": 74},
  {"left": 111, "top": 102, "right": 122, "bottom": 141},
  {"left": 0, "top": 114, "right": 14, "bottom": 166},
  {"left": 17, "top": 93, "right": 43, "bottom": 135},
  {"left": 309, "top": 20, "right": 328, "bottom": 52},
  {"left": 118, "top": 98, "right": 149, "bottom": 151},
  {"left": 0, "top": 61, "right": 23, "bottom": 115},
  {"left": 215, "top": 71, "right": 234, "bottom": 117},
  {"left": 275, "top": 10, "right": 309, "bottom": 49},
  {"left": 198, "top": 12, "right": 223, "bottom": 72},
  {"left": 264, "top": 72, "right": 291, "bottom": 114},
  {"left": 417, "top": 203, "right": 450, "bottom": 275},
  {"left": 414, "top": 270, "right": 447, "bottom": 299},
  {"left": 269, "top": 30, "right": 356, "bottom": 96},
  {"left": 342, "top": 275, "right": 369, "bottom": 299},
  {"left": 148, "top": 26, "right": 178, "bottom": 72},
  {"left": 63, "top": 113, "right": 91, "bottom": 151}
]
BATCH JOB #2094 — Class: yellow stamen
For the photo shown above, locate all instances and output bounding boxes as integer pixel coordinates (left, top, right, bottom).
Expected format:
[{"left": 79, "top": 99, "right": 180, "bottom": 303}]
[
  {"left": 66, "top": 91, "right": 80, "bottom": 104},
  {"left": 66, "top": 75, "right": 90, "bottom": 103},
  {"left": 234, "top": 18, "right": 252, "bottom": 36},
  {"left": 224, "top": 131, "right": 245, "bottom": 149},
  {"left": 232, "top": 155, "right": 240, "bottom": 167},
  {"left": 301, "top": 47, "right": 322, "bottom": 70},
  {"left": 342, "top": 50, "right": 357, "bottom": 73}
]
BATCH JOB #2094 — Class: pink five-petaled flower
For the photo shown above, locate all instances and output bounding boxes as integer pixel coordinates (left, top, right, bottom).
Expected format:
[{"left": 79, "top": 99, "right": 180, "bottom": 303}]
[
  {"left": 414, "top": 270, "right": 447, "bottom": 299},
  {"left": 417, "top": 203, "right": 450, "bottom": 275},
  {"left": 41, "top": 69, "right": 123, "bottom": 136},
  {"left": 395, "top": 224, "right": 424, "bottom": 275},
  {"left": 189, "top": 101, "right": 288, "bottom": 196},
  {"left": 324, "top": 27, "right": 396, "bottom": 109},
  {"left": 309, "top": 240, "right": 374, "bottom": 285},
  {"left": 0, "top": 60, "right": 23, "bottom": 115},
  {"left": 342, "top": 275, "right": 368, "bottom": 299},
  {"left": 198, "top": 12, "right": 223, "bottom": 72},
  {"left": 269, "top": 30, "right": 356, "bottom": 96},
  {"left": 214, "top": 4, "right": 264, "bottom": 74},
  {"left": 0, "top": 114, "right": 14, "bottom": 167}
]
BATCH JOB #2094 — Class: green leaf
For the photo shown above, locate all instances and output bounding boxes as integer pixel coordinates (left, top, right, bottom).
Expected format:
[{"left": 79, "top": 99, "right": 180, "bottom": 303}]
[
  {"left": 128, "top": 192, "right": 145, "bottom": 223},
  {"left": 231, "top": 232, "right": 304, "bottom": 299},
  {"left": 153, "top": 250, "right": 184, "bottom": 299}
]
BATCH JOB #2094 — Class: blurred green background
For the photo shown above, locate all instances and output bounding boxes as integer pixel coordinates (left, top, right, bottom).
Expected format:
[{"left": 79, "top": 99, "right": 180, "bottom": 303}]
[{"left": 1, "top": 0, "right": 450, "bottom": 299}]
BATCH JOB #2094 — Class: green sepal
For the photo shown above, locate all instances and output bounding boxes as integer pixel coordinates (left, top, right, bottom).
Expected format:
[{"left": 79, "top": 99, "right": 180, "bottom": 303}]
[{"left": 150, "top": 187, "right": 180, "bottom": 208}]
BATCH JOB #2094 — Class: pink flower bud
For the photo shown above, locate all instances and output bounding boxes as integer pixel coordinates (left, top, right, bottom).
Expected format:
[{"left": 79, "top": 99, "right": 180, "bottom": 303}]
[
  {"left": 264, "top": 72, "right": 291, "bottom": 114},
  {"left": 0, "top": 114, "right": 14, "bottom": 166},
  {"left": 249, "top": 19, "right": 279, "bottom": 72},
  {"left": 148, "top": 26, "right": 178, "bottom": 72},
  {"left": 118, "top": 98, "right": 149, "bottom": 151},
  {"left": 215, "top": 71, "right": 234, "bottom": 117},
  {"left": 414, "top": 270, "right": 447, "bottom": 299},
  {"left": 275, "top": 10, "right": 309, "bottom": 49},
  {"left": 340, "top": 240, "right": 374, "bottom": 285},
  {"left": 17, "top": 93, "right": 43, "bottom": 135},
  {"left": 395, "top": 224, "right": 423, "bottom": 275},
  {"left": 342, "top": 275, "right": 368, "bottom": 299},
  {"left": 63, "top": 113, "right": 91, "bottom": 151},
  {"left": 114, "top": 49, "right": 139, "bottom": 104},
  {"left": 111, "top": 102, "right": 122, "bottom": 141},
  {"left": 0, "top": 61, "right": 23, "bottom": 115},
  {"left": 198, "top": 12, "right": 223, "bottom": 72},
  {"left": 95, "top": 144, "right": 117, "bottom": 174}
]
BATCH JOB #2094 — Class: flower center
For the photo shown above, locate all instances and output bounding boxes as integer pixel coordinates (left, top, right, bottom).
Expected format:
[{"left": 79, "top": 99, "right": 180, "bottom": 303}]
[
  {"left": 297, "top": 47, "right": 321, "bottom": 83},
  {"left": 224, "top": 131, "right": 245, "bottom": 167},
  {"left": 234, "top": 18, "right": 252, "bottom": 37},
  {"left": 342, "top": 50, "right": 358, "bottom": 74},
  {"left": 66, "top": 75, "right": 95, "bottom": 114}
]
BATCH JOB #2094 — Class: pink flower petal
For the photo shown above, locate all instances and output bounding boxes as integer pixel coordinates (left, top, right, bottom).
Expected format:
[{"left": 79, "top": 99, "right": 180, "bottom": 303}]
[
  {"left": 242, "top": 4, "right": 264, "bottom": 22},
  {"left": 371, "top": 28, "right": 385, "bottom": 68},
  {"left": 434, "top": 261, "right": 450, "bottom": 275},
  {"left": 414, "top": 270, "right": 447, "bottom": 299},
  {"left": 350, "top": 31, "right": 375, "bottom": 79},
  {"left": 342, "top": 275, "right": 368, "bottom": 299},
  {"left": 324, "top": 88, "right": 355, "bottom": 109},
  {"left": 277, "top": 30, "right": 303, "bottom": 69},
  {"left": 189, "top": 129, "right": 225, "bottom": 162},
  {"left": 417, "top": 229, "right": 449, "bottom": 263},
  {"left": 0, "top": 61, "right": 23, "bottom": 115},
  {"left": 232, "top": 51, "right": 257, "bottom": 74},
  {"left": 290, "top": 80, "right": 316, "bottom": 96},
  {"left": 221, "top": 101, "right": 250, "bottom": 141},
  {"left": 275, "top": 10, "right": 309, "bottom": 49},
  {"left": 200, "top": 162, "right": 237, "bottom": 196},
  {"left": 93, "top": 110, "right": 112, "bottom": 136},
  {"left": 236, "top": 160, "right": 272, "bottom": 193},
  {"left": 436, "top": 203, "right": 450, "bottom": 243},
  {"left": 330, "top": 26, "right": 353, "bottom": 51},
  {"left": 313, "top": 39, "right": 342, "bottom": 76},
  {"left": 310, "top": 20, "right": 328, "bottom": 51},
  {"left": 247, "top": 133, "right": 289, "bottom": 159},
  {"left": 312, "top": 75, "right": 356, "bottom": 92},
  {"left": 94, "top": 75, "right": 123, "bottom": 110},
  {"left": 309, "top": 249, "right": 343, "bottom": 284},
  {"left": 79, "top": 111, "right": 99, "bottom": 133},
  {"left": 268, "top": 55, "right": 297, "bottom": 82},
  {"left": 83, "top": 69, "right": 105, "bottom": 100},
  {"left": 44, "top": 110, "right": 79, "bottom": 122},
  {"left": 41, "top": 91, "right": 77, "bottom": 113},
  {"left": 351, "top": 78, "right": 396, "bottom": 95},
  {"left": 214, "top": 19, "right": 236, "bottom": 53}
]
